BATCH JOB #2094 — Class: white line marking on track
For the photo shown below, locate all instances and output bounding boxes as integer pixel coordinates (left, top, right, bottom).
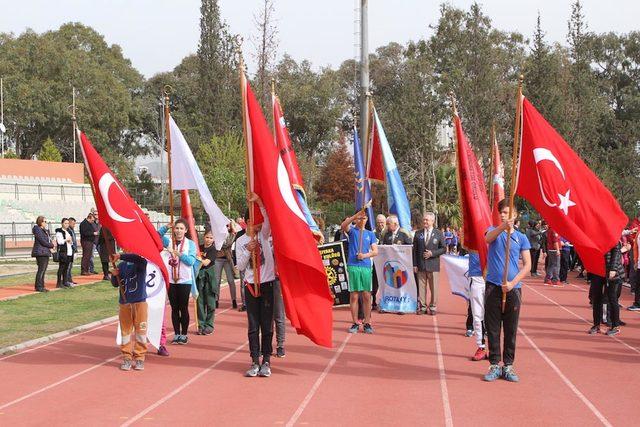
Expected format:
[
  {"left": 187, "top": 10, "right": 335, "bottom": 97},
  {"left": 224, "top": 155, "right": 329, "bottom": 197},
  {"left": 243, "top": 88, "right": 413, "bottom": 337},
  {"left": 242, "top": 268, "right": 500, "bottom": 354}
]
[
  {"left": 0, "top": 307, "right": 234, "bottom": 410},
  {"left": 120, "top": 340, "right": 248, "bottom": 427},
  {"left": 571, "top": 284, "right": 586, "bottom": 292},
  {"left": 286, "top": 333, "right": 352, "bottom": 427},
  {"left": 432, "top": 316, "right": 453, "bottom": 427},
  {"left": 525, "top": 284, "right": 640, "bottom": 355},
  {"left": 519, "top": 327, "right": 613, "bottom": 427}
]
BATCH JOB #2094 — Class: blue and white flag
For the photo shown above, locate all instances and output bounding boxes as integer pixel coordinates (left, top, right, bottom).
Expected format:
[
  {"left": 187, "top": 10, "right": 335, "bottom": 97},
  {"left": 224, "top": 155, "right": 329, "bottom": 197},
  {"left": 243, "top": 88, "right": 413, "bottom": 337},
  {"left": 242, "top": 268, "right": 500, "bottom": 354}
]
[{"left": 353, "top": 127, "right": 375, "bottom": 230}]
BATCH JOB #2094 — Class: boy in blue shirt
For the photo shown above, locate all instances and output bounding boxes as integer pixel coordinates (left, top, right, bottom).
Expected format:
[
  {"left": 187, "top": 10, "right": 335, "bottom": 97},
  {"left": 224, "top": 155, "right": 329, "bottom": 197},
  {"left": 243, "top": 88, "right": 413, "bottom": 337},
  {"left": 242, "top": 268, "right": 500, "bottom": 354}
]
[
  {"left": 341, "top": 211, "right": 378, "bottom": 334},
  {"left": 483, "top": 200, "right": 531, "bottom": 383},
  {"left": 111, "top": 253, "right": 149, "bottom": 372}
]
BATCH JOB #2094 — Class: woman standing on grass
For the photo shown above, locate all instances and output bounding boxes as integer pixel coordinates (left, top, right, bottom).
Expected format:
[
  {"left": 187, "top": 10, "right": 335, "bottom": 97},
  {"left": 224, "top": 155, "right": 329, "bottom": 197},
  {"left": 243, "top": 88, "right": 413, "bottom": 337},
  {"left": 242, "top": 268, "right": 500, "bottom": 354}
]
[
  {"left": 31, "top": 216, "right": 55, "bottom": 293},
  {"left": 158, "top": 219, "right": 197, "bottom": 345},
  {"left": 55, "top": 218, "right": 74, "bottom": 289}
]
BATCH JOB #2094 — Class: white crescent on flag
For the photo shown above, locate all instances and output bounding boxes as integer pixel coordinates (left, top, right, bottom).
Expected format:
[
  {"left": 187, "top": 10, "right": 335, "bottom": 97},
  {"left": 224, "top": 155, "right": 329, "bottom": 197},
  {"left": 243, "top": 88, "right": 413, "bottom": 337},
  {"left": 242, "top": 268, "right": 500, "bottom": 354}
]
[
  {"left": 532, "top": 147, "right": 576, "bottom": 214},
  {"left": 98, "top": 173, "right": 136, "bottom": 223}
]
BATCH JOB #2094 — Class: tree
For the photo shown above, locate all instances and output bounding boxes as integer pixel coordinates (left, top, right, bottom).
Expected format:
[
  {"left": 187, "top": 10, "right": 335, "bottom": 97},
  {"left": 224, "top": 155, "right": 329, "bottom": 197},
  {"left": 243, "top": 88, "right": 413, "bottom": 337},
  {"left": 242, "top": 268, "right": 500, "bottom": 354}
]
[
  {"left": 314, "top": 137, "right": 354, "bottom": 203},
  {"left": 251, "top": 0, "right": 278, "bottom": 108},
  {"left": 38, "top": 137, "right": 62, "bottom": 162}
]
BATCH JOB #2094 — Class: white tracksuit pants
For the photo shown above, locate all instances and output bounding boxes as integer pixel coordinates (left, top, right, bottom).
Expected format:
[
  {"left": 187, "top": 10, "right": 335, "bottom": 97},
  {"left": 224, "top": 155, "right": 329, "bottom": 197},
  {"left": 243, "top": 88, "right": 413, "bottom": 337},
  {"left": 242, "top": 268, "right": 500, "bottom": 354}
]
[{"left": 470, "top": 276, "right": 486, "bottom": 348}]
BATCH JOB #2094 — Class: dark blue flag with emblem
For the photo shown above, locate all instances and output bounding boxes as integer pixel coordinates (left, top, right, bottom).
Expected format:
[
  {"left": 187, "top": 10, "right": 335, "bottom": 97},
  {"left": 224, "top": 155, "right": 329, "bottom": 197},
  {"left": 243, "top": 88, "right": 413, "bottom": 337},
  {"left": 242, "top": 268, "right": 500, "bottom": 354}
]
[{"left": 353, "top": 127, "right": 374, "bottom": 230}]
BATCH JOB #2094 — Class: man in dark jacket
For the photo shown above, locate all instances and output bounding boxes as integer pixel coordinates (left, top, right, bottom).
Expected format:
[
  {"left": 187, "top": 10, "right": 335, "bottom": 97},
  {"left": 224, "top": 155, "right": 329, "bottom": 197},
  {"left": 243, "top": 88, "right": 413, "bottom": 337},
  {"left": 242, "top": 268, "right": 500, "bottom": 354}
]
[
  {"left": 380, "top": 215, "right": 413, "bottom": 245},
  {"left": 79, "top": 213, "right": 97, "bottom": 275},
  {"left": 412, "top": 212, "right": 446, "bottom": 315},
  {"left": 589, "top": 242, "right": 625, "bottom": 336}
]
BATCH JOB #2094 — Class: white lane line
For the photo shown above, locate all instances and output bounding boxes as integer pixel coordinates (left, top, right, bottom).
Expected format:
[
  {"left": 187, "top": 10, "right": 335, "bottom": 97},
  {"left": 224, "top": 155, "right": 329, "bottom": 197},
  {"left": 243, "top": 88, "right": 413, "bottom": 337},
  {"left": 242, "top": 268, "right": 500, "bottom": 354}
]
[
  {"left": 525, "top": 284, "right": 640, "bottom": 355},
  {"left": 286, "top": 333, "right": 352, "bottom": 427},
  {"left": 432, "top": 316, "right": 453, "bottom": 427},
  {"left": 0, "top": 307, "right": 233, "bottom": 410},
  {"left": 571, "top": 284, "right": 587, "bottom": 292},
  {"left": 519, "top": 327, "right": 613, "bottom": 427},
  {"left": 121, "top": 341, "right": 248, "bottom": 427}
]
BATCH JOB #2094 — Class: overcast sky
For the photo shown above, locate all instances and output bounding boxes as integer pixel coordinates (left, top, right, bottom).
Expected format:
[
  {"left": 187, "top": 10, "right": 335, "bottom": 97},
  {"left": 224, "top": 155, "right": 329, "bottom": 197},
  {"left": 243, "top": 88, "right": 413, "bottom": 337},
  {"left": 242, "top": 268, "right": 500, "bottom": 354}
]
[{"left": 1, "top": 0, "right": 638, "bottom": 77}]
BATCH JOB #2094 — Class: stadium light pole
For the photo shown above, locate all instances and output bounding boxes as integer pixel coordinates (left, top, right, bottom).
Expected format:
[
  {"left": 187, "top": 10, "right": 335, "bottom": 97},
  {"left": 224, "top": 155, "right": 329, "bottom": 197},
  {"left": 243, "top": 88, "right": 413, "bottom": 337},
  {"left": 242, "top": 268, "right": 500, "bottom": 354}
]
[
  {"left": 1, "top": 77, "right": 5, "bottom": 158},
  {"left": 359, "top": 0, "right": 369, "bottom": 148},
  {"left": 71, "top": 87, "right": 77, "bottom": 163}
]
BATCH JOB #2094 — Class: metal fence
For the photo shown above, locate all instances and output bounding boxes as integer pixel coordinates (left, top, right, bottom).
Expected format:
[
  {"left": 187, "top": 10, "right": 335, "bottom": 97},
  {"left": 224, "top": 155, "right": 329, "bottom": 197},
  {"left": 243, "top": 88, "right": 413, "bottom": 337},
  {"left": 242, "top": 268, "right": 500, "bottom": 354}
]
[{"left": 0, "top": 182, "right": 92, "bottom": 201}]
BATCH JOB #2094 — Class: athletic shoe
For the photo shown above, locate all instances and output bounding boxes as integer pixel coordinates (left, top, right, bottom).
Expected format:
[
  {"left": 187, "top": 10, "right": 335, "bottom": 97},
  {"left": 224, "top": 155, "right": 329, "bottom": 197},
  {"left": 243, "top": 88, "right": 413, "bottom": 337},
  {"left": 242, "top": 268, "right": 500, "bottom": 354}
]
[
  {"left": 232, "top": 300, "right": 238, "bottom": 309},
  {"left": 258, "top": 362, "right": 271, "bottom": 377},
  {"left": 628, "top": 304, "right": 640, "bottom": 311},
  {"left": 471, "top": 347, "right": 487, "bottom": 361},
  {"left": 563, "top": 281, "right": 570, "bottom": 286},
  {"left": 543, "top": 279, "right": 551, "bottom": 286},
  {"left": 245, "top": 363, "right": 260, "bottom": 377},
  {"left": 483, "top": 365, "right": 502, "bottom": 382},
  {"left": 196, "top": 328, "right": 203, "bottom": 335},
  {"left": 348, "top": 323, "right": 360, "bottom": 334},
  {"left": 276, "top": 347, "right": 285, "bottom": 358},
  {"left": 502, "top": 365, "right": 520, "bottom": 382},
  {"left": 120, "top": 359, "right": 132, "bottom": 371},
  {"left": 588, "top": 325, "right": 601, "bottom": 335},
  {"left": 618, "top": 320, "right": 626, "bottom": 327},
  {"left": 134, "top": 360, "right": 144, "bottom": 371},
  {"left": 157, "top": 345, "right": 170, "bottom": 357},
  {"left": 35, "top": 288, "right": 49, "bottom": 293},
  {"left": 429, "top": 307, "right": 437, "bottom": 316},
  {"left": 203, "top": 327, "right": 214, "bottom": 335},
  {"left": 239, "top": 305, "right": 247, "bottom": 312},
  {"left": 465, "top": 329, "right": 474, "bottom": 337},
  {"left": 171, "top": 335, "right": 180, "bottom": 345},
  {"left": 552, "top": 281, "right": 563, "bottom": 287},
  {"left": 178, "top": 335, "right": 188, "bottom": 345},
  {"left": 606, "top": 327, "right": 620, "bottom": 336},
  {"left": 363, "top": 323, "right": 374, "bottom": 334}
]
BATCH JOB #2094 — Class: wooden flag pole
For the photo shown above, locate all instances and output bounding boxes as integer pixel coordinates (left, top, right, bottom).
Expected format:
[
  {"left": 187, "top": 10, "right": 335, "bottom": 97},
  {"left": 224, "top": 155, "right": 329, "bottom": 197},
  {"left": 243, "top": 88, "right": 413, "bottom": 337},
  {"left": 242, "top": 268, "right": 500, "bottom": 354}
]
[
  {"left": 501, "top": 75, "right": 524, "bottom": 313},
  {"left": 163, "top": 86, "right": 179, "bottom": 283},
  {"left": 238, "top": 39, "right": 261, "bottom": 297},
  {"left": 489, "top": 122, "right": 496, "bottom": 213}
]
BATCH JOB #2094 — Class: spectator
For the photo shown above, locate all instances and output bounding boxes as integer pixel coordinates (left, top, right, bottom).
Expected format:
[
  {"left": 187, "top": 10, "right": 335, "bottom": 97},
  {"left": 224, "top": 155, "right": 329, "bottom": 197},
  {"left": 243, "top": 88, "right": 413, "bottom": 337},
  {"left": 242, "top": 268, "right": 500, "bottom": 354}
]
[
  {"left": 444, "top": 226, "right": 453, "bottom": 254},
  {"left": 380, "top": 215, "right": 412, "bottom": 245},
  {"left": 526, "top": 220, "right": 543, "bottom": 276},
  {"left": 468, "top": 251, "right": 487, "bottom": 361},
  {"left": 79, "top": 213, "right": 97, "bottom": 275},
  {"left": 98, "top": 227, "right": 115, "bottom": 281},
  {"left": 412, "top": 212, "right": 446, "bottom": 315},
  {"left": 55, "top": 218, "right": 74, "bottom": 288},
  {"left": 589, "top": 242, "right": 625, "bottom": 336},
  {"left": 158, "top": 219, "right": 198, "bottom": 345},
  {"left": 196, "top": 230, "right": 218, "bottom": 335},
  {"left": 31, "top": 216, "right": 54, "bottom": 292},
  {"left": 90, "top": 208, "right": 99, "bottom": 274},
  {"left": 66, "top": 217, "right": 78, "bottom": 285},
  {"left": 214, "top": 224, "right": 237, "bottom": 309},
  {"left": 559, "top": 237, "right": 572, "bottom": 285},
  {"left": 544, "top": 227, "right": 561, "bottom": 287}
]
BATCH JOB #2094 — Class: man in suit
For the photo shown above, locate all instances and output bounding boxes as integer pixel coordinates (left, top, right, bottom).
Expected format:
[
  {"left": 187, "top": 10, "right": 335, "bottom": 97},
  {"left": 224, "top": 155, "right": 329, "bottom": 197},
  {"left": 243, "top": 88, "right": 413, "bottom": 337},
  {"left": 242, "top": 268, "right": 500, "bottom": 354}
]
[
  {"left": 79, "top": 213, "right": 98, "bottom": 275},
  {"left": 380, "top": 215, "right": 413, "bottom": 245},
  {"left": 412, "top": 212, "right": 446, "bottom": 315}
]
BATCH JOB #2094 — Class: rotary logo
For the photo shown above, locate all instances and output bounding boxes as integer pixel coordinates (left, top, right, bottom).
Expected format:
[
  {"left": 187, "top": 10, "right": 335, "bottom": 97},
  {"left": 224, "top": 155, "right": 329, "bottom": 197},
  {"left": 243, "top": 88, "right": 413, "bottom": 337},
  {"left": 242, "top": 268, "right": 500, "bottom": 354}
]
[
  {"left": 325, "top": 266, "right": 337, "bottom": 286},
  {"left": 383, "top": 261, "right": 408, "bottom": 289}
]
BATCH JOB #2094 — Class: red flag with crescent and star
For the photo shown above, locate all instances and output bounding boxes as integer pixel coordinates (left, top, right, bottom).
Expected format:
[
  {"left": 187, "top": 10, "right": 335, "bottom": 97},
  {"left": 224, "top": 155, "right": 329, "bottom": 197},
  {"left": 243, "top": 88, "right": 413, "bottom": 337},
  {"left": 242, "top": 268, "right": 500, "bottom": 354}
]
[
  {"left": 243, "top": 73, "right": 333, "bottom": 347},
  {"left": 78, "top": 130, "right": 170, "bottom": 287},
  {"left": 515, "top": 97, "right": 627, "bottom": 276}
]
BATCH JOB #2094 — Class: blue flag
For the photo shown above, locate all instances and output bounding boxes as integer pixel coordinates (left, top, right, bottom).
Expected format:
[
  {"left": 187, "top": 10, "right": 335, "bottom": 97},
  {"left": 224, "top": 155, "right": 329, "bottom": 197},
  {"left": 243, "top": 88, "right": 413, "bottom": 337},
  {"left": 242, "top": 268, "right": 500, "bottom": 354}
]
[{"left": 353, "top": 127, "right": 375, "bottom": 230}]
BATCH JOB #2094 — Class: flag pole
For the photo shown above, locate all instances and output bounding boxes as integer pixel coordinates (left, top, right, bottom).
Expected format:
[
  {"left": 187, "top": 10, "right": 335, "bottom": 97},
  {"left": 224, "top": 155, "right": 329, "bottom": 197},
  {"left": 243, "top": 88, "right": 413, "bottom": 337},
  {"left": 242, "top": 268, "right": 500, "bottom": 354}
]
[
  {"left": 489, "top": 122, "right": 496, "bottom": 213},
  {"left": 163, "top": 85, "right": 179, "bottom": 283},
  {"left": 357, "top": 94, "right": 372, "bottom": 255},
  {"left": 501, "top": 75, "right": 524, "bottom": 313},
  {"left": 72, "top": 87, "right": 77, "bottom": 163},
  {"left": 238, "top": 38, "right": 261, "bottom": 297}
]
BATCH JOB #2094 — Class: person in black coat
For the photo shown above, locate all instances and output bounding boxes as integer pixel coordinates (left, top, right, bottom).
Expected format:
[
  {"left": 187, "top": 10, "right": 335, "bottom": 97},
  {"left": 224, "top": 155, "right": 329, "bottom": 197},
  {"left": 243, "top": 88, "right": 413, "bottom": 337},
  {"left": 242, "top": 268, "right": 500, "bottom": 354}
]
[
  {"left": 79, "top": 213, "right": 98, "bottom": 275},
  {"left": 412, "top": 212, "right": 446, "bottom": 315},
  {"left": 98, "top": 227, "right": 116, "bottom": 281},
  {"left": 31, "top": 216, "right": 55, "bottom": 292}
]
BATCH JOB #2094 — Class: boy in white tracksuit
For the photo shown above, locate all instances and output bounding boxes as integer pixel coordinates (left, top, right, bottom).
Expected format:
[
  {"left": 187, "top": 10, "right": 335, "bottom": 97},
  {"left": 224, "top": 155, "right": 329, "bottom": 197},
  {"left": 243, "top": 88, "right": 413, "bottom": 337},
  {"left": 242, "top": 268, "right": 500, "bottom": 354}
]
[{"left": 468, "top": 251, "right": 487, "bottom": 361}]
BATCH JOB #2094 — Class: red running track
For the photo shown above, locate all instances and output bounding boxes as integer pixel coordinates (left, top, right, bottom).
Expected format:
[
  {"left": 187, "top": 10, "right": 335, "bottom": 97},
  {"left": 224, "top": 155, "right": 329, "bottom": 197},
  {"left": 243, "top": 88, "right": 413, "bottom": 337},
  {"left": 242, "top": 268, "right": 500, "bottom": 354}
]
[{"left": 0, "top": 271, "right": 637, "bottom": 426}]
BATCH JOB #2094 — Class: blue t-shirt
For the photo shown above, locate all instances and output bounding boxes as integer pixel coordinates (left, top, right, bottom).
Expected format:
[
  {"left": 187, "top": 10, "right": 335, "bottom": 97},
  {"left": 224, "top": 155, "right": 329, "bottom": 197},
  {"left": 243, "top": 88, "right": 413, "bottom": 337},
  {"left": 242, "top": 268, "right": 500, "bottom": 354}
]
[
  {"left": 560, "top": 237, "right": 572, "bottom": 252},
  {"left": 112, "top": 253, "right": 148, "bottom": 304},
  {"left": 347, "top": 226, "right": 377, "bottom": 268},
  {"left": 468, "top": 252, "right": 482, "bottom": 277},
  {"left": 485, "top": 226, "right": 531, "bottom": 288}
]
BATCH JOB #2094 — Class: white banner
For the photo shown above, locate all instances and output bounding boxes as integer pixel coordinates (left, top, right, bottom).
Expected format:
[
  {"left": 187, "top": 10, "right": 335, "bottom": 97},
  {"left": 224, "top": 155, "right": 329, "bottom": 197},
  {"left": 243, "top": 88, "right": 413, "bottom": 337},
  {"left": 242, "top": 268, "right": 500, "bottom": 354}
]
[
  {"left": 440, "top": 254, "right": 470, "bottom": 301},
  {"left": 373, "top": 245, "right": 417, "bottom": 313},
  {"left": 116, "top": 259, "right": 167, "bottom": 349}
]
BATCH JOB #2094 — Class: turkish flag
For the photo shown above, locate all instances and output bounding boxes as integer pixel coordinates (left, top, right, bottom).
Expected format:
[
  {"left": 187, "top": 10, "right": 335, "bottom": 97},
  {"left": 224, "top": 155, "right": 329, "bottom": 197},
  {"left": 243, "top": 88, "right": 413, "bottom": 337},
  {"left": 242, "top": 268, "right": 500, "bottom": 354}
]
[
  {"left": 243, "top": 74, "right": 333, "bottom": 347},
  {"left": 491, "top": 138, "right": 505, "bottom": 226},
  {"left": 273, "top": 94, "right": 304, "bottom": 190},
  {"left": 79, "top": 131, "right": 170, "bottom": 287},
  {"left": 516, "top": 97, "right": 627, "bottom": 276},
  {"left": 454, "top": 114, "right": 492, "bottom": 270}
]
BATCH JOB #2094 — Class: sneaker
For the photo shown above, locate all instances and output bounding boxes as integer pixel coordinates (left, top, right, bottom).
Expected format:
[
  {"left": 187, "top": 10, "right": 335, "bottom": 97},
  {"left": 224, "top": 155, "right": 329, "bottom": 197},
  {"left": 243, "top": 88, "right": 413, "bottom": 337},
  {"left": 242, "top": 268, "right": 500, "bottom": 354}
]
[
  {"left": 203, "top": 327, "right": 214, "bottom": 335},
  {"left": 618, "top": 320, "right": 626, "bottom": 327},
  {"left": 232, "top": 300, "right": 238, "bottom": 309},
  {"left": 245, "top": 363, "right": 260, "bottom": 377},
  {"left": 120, "top": 359, "right": 132, "bottom": 371},
  {"left": 483, "top": 364, "right": 502, "bottom": 382},
  {"left": 178, "top": 335, "right": 188, "bottom": 345},
  {"left": 35, "top": 288, "right": 49, "bottom": 293},
  {"left": 429, "top": 307, "right": 437, "bottom": 316},
  {"left": 196, "top": 327, "right": 204, "bottom": 335},
  {"left": 502, "top": 365, "right": 520, "bottom": 382},
  {"left": 157, "top": 345, "right": 170, "bottom": 357},
  {"left": 348, "top": 323, "right": 360, "bottom": 333},
  {"left": 258, "top": 362, "right": 271, "bottom": 377},
  {"left": 363, "top": 323, "right": 374, "bottom": 334},
  {"left": 239, "top": 305, "right": 247, "bottom": 312},
  {"left": 134, "top": 360, "right": 144, "bottom": 371},
  {"left": 276, "top": 347, "right": 285, "bottom": 358},
  {"left": 551, "top": 281, "right": 563, "bottom": 287},
  {"left": 543, "top": 279, "right": 551, "bottom": 286},
  {"left": 588, "top": 325, "right": 601, "bottom": 335},
  {"left": 171, "top": 335, "right": 180, "bottom": 345},
  {"left": 471, "top": 347, "right": 487, "bottom": 361},
  {"left": 606, "top": 327, "right": 620, "bottom": 336},
  {"left": 465, "top": 329, "right": 474, "bottom": 337}
]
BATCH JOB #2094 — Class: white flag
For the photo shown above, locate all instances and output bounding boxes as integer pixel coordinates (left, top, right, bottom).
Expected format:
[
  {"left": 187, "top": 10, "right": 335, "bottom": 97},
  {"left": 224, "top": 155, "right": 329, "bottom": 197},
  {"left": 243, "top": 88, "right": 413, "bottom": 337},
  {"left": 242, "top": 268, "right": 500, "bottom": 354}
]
[
  {"left": 169, "top": 117, "right": 229, "bottom": 250},
  {"left": 440, "top": 255, "right": 471, "bottom": 300}
]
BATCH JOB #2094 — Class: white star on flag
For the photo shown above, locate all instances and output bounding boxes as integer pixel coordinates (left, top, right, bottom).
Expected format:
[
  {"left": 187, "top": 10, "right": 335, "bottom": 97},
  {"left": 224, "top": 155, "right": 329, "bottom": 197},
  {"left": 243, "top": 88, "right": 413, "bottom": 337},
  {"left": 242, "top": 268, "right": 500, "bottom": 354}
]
[{"left": 558, "top": 189, "right": 576, "bottom": 215}]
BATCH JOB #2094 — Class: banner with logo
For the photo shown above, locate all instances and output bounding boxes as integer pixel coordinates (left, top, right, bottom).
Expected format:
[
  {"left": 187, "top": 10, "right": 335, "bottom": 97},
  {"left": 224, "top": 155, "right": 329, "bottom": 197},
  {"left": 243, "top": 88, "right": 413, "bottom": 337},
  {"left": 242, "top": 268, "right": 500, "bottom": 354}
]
[
  {"left": 440, "top": 254, "right": 470, "bottom": 300},
  {"left": 318, "top": 242, "right": 350, "bottom": 306},
  {"left": 373, "top": 245, "right": 417, "bottom": 313},
  {"left": 116, "top": 258, "right": 167, "bottom": 349}
]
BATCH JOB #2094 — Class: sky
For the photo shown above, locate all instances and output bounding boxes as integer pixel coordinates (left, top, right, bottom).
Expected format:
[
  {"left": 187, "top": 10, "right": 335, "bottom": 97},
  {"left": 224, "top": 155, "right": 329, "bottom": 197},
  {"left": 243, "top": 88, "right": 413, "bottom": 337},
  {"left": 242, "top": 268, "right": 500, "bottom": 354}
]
[{"left": 1, "top": 0, "right": 639, "bottom": 78}]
